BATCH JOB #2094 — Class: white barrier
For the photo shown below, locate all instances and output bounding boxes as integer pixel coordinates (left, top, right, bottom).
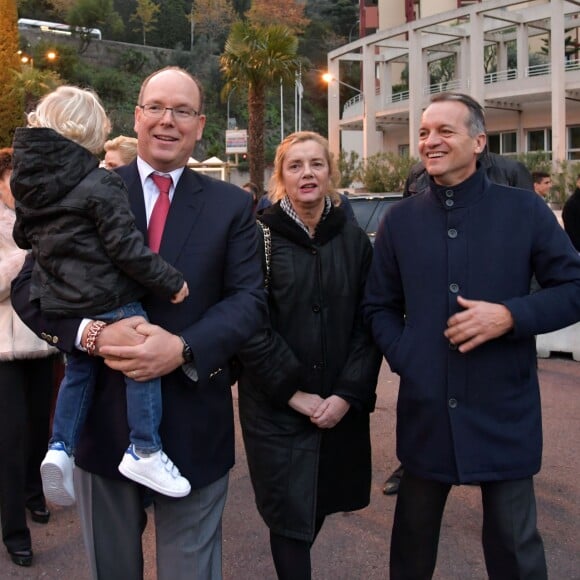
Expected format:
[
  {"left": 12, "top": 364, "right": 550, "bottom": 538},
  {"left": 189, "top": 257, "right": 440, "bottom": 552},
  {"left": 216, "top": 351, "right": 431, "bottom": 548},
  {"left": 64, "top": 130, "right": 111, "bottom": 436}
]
[{"left": 536, "top": 322, "right": 580, "bottom": 362}]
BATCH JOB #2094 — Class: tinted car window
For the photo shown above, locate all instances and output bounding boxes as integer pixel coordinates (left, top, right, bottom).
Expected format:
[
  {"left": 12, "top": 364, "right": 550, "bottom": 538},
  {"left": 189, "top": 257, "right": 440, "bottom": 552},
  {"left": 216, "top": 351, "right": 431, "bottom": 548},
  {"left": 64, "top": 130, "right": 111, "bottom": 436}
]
[{"left": 349, "top": 194, "right": 403, "bottom": 243}]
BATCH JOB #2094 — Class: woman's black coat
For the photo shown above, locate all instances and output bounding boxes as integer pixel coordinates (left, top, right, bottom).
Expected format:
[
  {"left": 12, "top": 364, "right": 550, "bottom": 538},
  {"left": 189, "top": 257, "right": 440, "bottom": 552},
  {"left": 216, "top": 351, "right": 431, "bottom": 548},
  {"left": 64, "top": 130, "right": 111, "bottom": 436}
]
[{"left": 238, "top": 202, "right": 381, "bottom": 542}]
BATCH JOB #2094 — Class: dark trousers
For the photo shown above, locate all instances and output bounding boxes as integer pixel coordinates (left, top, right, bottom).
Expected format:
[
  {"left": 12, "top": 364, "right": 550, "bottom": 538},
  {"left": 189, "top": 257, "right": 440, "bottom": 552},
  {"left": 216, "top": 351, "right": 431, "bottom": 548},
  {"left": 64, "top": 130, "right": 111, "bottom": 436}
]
[
  {"left": 0, "top": 357, "right": 54, "bottom": 552},
  {"left": 390, "top": 471, "right": 547, "bottom": 580}
]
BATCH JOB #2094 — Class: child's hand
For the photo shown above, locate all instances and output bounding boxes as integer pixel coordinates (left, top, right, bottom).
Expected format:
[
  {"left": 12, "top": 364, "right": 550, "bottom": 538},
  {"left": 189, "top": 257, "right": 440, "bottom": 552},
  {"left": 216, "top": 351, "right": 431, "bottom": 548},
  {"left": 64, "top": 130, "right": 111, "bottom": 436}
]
[{"left": 171, "top": 282, "right": 189, "bottom": 304}]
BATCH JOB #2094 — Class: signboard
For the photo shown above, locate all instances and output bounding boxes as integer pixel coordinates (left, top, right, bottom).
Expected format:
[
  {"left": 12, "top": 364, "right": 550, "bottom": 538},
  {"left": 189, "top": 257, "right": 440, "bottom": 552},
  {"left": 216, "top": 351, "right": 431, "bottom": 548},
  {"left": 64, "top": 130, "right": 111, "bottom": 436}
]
[{"left": 225, "top": 129, "right": 248, "bottom": 154}]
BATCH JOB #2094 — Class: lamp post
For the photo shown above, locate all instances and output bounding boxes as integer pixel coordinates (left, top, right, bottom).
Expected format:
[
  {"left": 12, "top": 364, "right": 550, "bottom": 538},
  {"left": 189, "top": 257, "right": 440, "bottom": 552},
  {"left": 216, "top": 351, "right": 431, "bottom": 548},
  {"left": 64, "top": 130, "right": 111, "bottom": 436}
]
[
  {"left": 226, "top": 87, "right": 236, "bottom": 130},
  {"left": 348, "top": 19, "right": 360, "bottom": 43}
]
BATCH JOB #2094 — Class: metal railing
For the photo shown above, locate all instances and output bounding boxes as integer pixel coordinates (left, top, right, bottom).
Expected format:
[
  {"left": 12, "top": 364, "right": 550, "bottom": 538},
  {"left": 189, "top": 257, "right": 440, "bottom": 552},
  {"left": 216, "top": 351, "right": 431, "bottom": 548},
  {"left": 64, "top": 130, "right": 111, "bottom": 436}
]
[{"left": 484, "top": 68, "right": 518, "bottom": 84}]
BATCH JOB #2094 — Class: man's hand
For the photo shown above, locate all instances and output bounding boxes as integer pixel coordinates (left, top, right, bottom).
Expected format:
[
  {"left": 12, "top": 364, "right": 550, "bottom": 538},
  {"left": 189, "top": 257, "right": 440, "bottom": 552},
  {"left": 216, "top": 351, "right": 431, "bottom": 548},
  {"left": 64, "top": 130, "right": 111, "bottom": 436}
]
[
  {"left": 288, "top": 391, "right": 325, "bottom": 417},
  {"left": 171, "top": 282, "right": 189, "bottom": 304},
  {"left": 99, "top": 322, "right": 184, "bottom": 381},
  {"left": 311, "top": 395, "right": 350, "bottom": 429},
  {"left": 444, "top": 295, "right": 514, "bottom": 353}
]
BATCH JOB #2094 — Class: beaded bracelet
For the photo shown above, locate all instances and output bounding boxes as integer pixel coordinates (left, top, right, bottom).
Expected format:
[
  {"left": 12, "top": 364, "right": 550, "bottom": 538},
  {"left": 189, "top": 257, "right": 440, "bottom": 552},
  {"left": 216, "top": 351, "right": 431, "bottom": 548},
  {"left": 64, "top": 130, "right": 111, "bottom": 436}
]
[{"left": 84, "top": 320, "right": 107, "bottom": 356}]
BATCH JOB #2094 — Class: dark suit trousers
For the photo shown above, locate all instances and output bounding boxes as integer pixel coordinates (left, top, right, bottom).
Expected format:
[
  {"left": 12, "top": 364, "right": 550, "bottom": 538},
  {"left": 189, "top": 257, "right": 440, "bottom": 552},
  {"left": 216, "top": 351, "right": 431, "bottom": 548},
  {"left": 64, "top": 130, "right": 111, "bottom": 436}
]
[
  {"left": 0, "top": 357, "right": 54, "bottom": 552},
  {"left": 390, "top": 471, "right": 547, "bottom": 580}
]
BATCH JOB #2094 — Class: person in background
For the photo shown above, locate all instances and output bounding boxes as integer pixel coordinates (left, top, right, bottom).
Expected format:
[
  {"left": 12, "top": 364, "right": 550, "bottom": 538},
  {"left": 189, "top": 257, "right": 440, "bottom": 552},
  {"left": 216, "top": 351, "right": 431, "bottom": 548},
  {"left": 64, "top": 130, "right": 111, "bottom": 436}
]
[
  {"left": 242, "top": 181, "right": 260, "bottom": 211},
  {"left": 238, "top": 131, "right": 381, "bottom": 580},
  {"left": 0, "top": 148, "right": 58, "bottom": 568},
  {"left": 532, "top": 171, "right": 552, "bottom": 200},
  {"left": 12, "top": 66, "right": 265, "bottom": 580},
  {"left": 364, "top": 92, "right": 580, "bottom": 579},
  {"left": 103, "top": 135, "right": 138, "bottom": 169},
  {"left": 562, "top": 174, "right": 580, "bottom": 251},
  {"left": 386, "top": 142, "right": 534, "bottom": 496},
  {"left": 11, "top": 85, "right": 191, "bottom": 508}
]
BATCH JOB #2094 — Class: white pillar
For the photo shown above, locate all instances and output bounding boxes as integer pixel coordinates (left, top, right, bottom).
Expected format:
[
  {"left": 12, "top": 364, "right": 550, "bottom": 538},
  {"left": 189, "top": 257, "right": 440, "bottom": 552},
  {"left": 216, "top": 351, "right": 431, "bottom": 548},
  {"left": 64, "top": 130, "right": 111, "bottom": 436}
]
[
  {"left": 468, "top": 9, "right": 485, "bottom": 102},
  {"left": 408, "top": 27, "right": 423, "bottom": 159},
  {"left": 327, "top": 58, "right": 341, "bottom": 161},
  {"left": 551, "top": 0, "right": 566, "bottom": 168},
  {"left": 362, "top": 43, "right": 380, "bottom": 160},
  {"left": 516, "top": 22, "right": 528, "bottom": 80}
]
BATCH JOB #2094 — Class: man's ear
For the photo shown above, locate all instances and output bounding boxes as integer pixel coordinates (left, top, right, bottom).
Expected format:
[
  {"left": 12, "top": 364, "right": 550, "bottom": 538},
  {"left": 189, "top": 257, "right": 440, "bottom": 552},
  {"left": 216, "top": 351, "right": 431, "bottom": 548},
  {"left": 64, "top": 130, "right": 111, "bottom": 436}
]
[{"left": 474, "top": 133, "right": 486, "bottom": 154}]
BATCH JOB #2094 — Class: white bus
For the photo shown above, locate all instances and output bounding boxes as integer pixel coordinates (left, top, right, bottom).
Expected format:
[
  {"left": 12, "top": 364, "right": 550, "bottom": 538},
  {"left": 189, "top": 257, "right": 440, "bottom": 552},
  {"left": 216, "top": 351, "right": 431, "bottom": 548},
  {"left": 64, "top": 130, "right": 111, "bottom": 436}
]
[{"left": 18, "top": 18, "right": 102, "bottom": 40}]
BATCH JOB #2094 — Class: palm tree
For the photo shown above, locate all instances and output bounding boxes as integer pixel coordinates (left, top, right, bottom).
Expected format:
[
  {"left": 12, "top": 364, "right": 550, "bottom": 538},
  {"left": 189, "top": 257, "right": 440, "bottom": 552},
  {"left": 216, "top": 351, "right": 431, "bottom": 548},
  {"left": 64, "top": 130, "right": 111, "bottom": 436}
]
[{"left": 221, "top": 21, "right": 301, "bottom": 192}]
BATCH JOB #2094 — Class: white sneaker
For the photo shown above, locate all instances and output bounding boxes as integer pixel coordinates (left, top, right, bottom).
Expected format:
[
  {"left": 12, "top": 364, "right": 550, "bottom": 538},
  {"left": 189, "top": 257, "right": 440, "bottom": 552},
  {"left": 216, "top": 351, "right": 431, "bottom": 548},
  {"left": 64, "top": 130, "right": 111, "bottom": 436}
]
[
  {"left": 40, "top": 444, "right": 75, "bottom": 506},
  {"left": 118, "top": 445, "right": 191, "bottom": 498}
]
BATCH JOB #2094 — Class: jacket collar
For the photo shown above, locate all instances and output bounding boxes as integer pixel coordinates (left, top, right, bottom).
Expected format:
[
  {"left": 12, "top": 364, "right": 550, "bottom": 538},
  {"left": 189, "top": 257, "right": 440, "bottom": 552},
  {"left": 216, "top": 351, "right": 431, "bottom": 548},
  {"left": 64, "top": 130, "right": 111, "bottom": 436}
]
[
  {"left": 259, "top": 201, "right": 347, "bottom": 247},
  {"left": 428, "top": 165, "right": 489, "bottom": 208}
]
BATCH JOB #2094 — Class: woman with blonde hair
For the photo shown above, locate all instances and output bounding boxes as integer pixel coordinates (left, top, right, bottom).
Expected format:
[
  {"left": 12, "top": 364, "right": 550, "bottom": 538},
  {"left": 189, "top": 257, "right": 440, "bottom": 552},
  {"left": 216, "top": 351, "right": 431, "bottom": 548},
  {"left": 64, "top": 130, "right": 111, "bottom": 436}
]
[
  {"left": 103, "top": 135, "right": 138, "bottom": 169},
  {"left": 238, "top": 131, "right": 381, "bottom": 579}
]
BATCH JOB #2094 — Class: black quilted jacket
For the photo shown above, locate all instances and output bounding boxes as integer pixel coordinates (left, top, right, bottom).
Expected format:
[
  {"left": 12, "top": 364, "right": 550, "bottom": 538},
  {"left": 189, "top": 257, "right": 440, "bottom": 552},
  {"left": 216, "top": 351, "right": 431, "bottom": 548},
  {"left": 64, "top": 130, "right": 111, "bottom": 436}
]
[{"left": 11, "top": 127, "right": 184, "bottom": 318}]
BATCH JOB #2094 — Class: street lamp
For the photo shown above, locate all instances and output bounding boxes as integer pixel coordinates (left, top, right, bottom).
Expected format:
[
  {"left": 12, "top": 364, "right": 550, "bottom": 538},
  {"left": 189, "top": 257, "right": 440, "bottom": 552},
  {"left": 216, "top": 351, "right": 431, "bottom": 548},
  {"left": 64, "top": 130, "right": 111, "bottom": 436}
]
[
  {"left": 321, "top": 72, "right": 362, "bottom": 95},
  {"left": 18, "top": 50, "right": 33, "bottom": 67}
]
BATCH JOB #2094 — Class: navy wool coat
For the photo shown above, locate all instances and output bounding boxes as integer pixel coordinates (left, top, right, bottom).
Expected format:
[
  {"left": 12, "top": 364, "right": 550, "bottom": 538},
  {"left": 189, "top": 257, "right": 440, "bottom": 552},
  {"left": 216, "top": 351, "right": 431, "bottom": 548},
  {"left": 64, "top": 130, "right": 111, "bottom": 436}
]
[{"left": 363, "top": 167, "right": 580, "bottom": 484}]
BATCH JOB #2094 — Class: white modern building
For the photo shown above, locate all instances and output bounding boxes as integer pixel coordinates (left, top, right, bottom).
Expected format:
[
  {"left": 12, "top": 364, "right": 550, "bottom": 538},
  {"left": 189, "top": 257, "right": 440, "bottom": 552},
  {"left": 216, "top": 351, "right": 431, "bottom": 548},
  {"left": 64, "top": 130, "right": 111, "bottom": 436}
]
[{"left": 327, "top": 0, "right": 580, "bottom": 166}]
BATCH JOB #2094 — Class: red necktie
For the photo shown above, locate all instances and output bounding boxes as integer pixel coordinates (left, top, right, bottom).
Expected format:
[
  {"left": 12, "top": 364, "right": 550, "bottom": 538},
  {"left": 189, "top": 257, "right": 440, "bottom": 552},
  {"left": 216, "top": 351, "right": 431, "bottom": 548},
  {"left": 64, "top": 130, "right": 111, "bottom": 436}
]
[{"left": 148, "top": 174, "right": 172, "bottom": 252}]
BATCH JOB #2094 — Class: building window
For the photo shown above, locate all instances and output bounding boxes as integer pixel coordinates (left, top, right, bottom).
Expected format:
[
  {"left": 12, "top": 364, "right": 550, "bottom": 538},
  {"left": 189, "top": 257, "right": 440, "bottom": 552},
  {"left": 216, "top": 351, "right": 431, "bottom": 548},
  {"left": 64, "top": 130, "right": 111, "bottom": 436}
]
[
  {"left": 527, "top": 129, "right": 552, "bottom": 154},
  {"left": 488, "top": 131, "right": 517, "bottom": 156},
  {"left": 398, "top": 144, "right": 410, "bottom": 157},
  {"left": 568, "top": 126, "right": 580, "bottom": 160}
]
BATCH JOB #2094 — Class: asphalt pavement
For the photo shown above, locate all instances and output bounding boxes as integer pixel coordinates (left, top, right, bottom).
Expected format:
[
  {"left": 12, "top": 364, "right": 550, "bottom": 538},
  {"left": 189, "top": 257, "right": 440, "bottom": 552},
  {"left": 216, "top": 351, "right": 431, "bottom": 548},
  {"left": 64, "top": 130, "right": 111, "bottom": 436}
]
[{"left": 1, "top": 357, "right": 578, "bottom": 579}]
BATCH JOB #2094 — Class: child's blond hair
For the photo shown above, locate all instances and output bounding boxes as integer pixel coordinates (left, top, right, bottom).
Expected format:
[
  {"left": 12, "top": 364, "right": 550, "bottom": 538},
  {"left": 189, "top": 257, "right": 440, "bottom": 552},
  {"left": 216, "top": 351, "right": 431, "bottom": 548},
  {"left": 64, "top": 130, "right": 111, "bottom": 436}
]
[{"left": 27, "top": 85, "right": 111, "bottom": 154}]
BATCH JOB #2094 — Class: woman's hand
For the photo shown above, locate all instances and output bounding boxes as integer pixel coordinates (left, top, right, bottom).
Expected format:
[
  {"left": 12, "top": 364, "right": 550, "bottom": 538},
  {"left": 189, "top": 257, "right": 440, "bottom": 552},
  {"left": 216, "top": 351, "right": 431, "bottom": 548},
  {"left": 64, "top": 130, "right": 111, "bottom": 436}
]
[
  {"left": 288, "top": 391, "right": 324, "bottom": 417},
  {"left": 310, "top": 395, "right": 350, "bottom": 429}
]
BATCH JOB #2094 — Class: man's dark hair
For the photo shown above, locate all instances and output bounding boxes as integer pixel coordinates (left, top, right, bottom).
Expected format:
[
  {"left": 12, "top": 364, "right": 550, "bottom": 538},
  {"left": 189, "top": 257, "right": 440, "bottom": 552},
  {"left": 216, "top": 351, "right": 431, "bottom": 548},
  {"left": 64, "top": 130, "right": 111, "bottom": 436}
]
[
  {"left": 532, "top": 171, "right": 550, "bottom": 183},
  {"left": 430, "top": 92, "right": 486, "bottom": 137}
]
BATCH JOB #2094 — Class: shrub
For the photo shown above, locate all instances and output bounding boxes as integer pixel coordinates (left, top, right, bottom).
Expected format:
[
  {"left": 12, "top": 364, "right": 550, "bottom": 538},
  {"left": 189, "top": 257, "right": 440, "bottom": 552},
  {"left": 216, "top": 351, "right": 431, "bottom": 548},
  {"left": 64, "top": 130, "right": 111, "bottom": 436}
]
[{"left": 357, "top": 152, "right": 419, "bottom": 193}]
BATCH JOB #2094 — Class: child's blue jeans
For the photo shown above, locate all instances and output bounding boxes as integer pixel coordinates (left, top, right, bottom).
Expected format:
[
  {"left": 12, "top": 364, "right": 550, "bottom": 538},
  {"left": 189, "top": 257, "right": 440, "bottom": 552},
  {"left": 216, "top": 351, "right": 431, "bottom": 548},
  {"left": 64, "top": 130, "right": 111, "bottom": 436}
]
[{"left": 50, "top": 301, "right": 162, "bottom": 455}]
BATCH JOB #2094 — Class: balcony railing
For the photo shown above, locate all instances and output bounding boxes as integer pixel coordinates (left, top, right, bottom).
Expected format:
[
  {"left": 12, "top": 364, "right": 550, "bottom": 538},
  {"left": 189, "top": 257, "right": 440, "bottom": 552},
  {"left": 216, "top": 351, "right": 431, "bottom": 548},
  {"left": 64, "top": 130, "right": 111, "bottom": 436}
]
[
  {"left": 484, "top": 68, "right": 517, "bottom": 84},
  {"left": 425, "top": 78, "right": 463, "bottom": 95}
]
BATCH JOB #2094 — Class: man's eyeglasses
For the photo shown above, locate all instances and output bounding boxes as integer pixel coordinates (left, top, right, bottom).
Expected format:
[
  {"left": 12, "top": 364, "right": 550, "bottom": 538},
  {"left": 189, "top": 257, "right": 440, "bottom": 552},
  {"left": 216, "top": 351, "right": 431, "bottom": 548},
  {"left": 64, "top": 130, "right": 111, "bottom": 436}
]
[{"left": 139, "top": 104, "right": 200, "bottom": 121}]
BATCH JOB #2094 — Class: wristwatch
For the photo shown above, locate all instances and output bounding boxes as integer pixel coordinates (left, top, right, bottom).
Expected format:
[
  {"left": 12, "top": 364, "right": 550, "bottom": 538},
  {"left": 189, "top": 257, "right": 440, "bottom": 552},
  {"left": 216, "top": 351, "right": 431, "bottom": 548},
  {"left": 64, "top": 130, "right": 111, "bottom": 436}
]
[{"left": 179, "top": 336, "right": 194, "bottom": 363}]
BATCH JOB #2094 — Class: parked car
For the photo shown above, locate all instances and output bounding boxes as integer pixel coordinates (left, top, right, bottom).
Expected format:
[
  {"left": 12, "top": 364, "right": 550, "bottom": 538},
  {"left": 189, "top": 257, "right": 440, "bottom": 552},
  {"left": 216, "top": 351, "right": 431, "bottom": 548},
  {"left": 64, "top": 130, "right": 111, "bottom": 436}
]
[{"left": 347, "top": 193, "right": 403, "bottom": 244}]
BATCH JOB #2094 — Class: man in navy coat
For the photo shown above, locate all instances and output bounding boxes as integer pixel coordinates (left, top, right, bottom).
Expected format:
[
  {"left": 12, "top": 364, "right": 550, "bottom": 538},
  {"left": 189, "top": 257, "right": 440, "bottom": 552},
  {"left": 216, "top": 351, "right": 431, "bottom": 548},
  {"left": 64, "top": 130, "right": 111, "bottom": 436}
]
[
  {"left": 12, "top": 67, "right": 265, "bottom": 579},
  {"left": 363, "top": 92, "right": 580, "bottom": 579}
]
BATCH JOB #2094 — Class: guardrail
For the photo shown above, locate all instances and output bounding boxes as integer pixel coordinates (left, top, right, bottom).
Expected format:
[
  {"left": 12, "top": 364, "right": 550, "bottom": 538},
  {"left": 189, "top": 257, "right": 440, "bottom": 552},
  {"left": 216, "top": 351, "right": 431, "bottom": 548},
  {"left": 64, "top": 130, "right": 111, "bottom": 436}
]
[{"left": 484, "top": 68, "right": 517, "bottom": 84}]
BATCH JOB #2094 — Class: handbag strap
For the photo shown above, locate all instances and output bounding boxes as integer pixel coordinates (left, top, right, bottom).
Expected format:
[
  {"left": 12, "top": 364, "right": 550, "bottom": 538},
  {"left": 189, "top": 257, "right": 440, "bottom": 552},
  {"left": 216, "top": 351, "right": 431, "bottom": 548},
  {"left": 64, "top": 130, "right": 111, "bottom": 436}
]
[{"left": 257, "top": 220, "right": 272, "bottom": 290}]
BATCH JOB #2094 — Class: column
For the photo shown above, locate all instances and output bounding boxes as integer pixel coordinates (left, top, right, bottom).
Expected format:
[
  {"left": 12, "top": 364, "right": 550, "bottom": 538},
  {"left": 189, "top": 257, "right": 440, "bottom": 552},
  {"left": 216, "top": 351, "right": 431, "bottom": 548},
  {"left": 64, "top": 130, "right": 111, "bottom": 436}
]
[{"left": 551, "top": 0, "right": 566, "bottom": 168}]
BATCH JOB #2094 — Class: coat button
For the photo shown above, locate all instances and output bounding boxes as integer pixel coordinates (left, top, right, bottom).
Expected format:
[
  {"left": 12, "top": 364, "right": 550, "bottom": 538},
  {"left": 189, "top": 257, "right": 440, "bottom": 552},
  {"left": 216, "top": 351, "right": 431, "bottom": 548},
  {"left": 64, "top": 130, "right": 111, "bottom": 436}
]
[
  {"left": 52, "top": 336, "right": 59, "bottom": 344},
  {"left": 448, "top": 342, "right": 458, "bottom": 350},
  {"left": 312, "top": 304, "right": 320, "bottom": 313},
  {"left": 445, "top": 199, "right": 454, "bottom": 208},
  {"left": 448, "top": 228, "right": 458, "bottom": 239},
  {"left": 311, "top": 249, "right": 318, "bottom": 255},
  {"left": 445, "top": 190, "right": 454, "bottom": 198},
  {"left": 448, "top": 398, "right": 458, "bottom": 408},
  {"left": 449, "top": 283, "right": 459, "bottom": 293}
]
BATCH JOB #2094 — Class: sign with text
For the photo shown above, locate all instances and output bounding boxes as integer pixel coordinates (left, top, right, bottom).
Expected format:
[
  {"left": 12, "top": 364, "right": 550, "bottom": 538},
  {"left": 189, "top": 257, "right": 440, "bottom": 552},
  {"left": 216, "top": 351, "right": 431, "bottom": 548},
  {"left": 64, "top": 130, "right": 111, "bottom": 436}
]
[{"left": 225, "top": 129, "right": 248, "bottom": 154}]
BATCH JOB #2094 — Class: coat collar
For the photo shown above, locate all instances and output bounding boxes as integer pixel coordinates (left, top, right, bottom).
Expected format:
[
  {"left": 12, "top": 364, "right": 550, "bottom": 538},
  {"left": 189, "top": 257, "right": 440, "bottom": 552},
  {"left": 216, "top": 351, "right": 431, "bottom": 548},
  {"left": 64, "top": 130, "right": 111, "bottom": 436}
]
[
  {"left": 428, "top": 165, "right": 489, "bottom": 209},
  {"left": 259, "top": 201, "right": 347, "bottom": 248}
]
